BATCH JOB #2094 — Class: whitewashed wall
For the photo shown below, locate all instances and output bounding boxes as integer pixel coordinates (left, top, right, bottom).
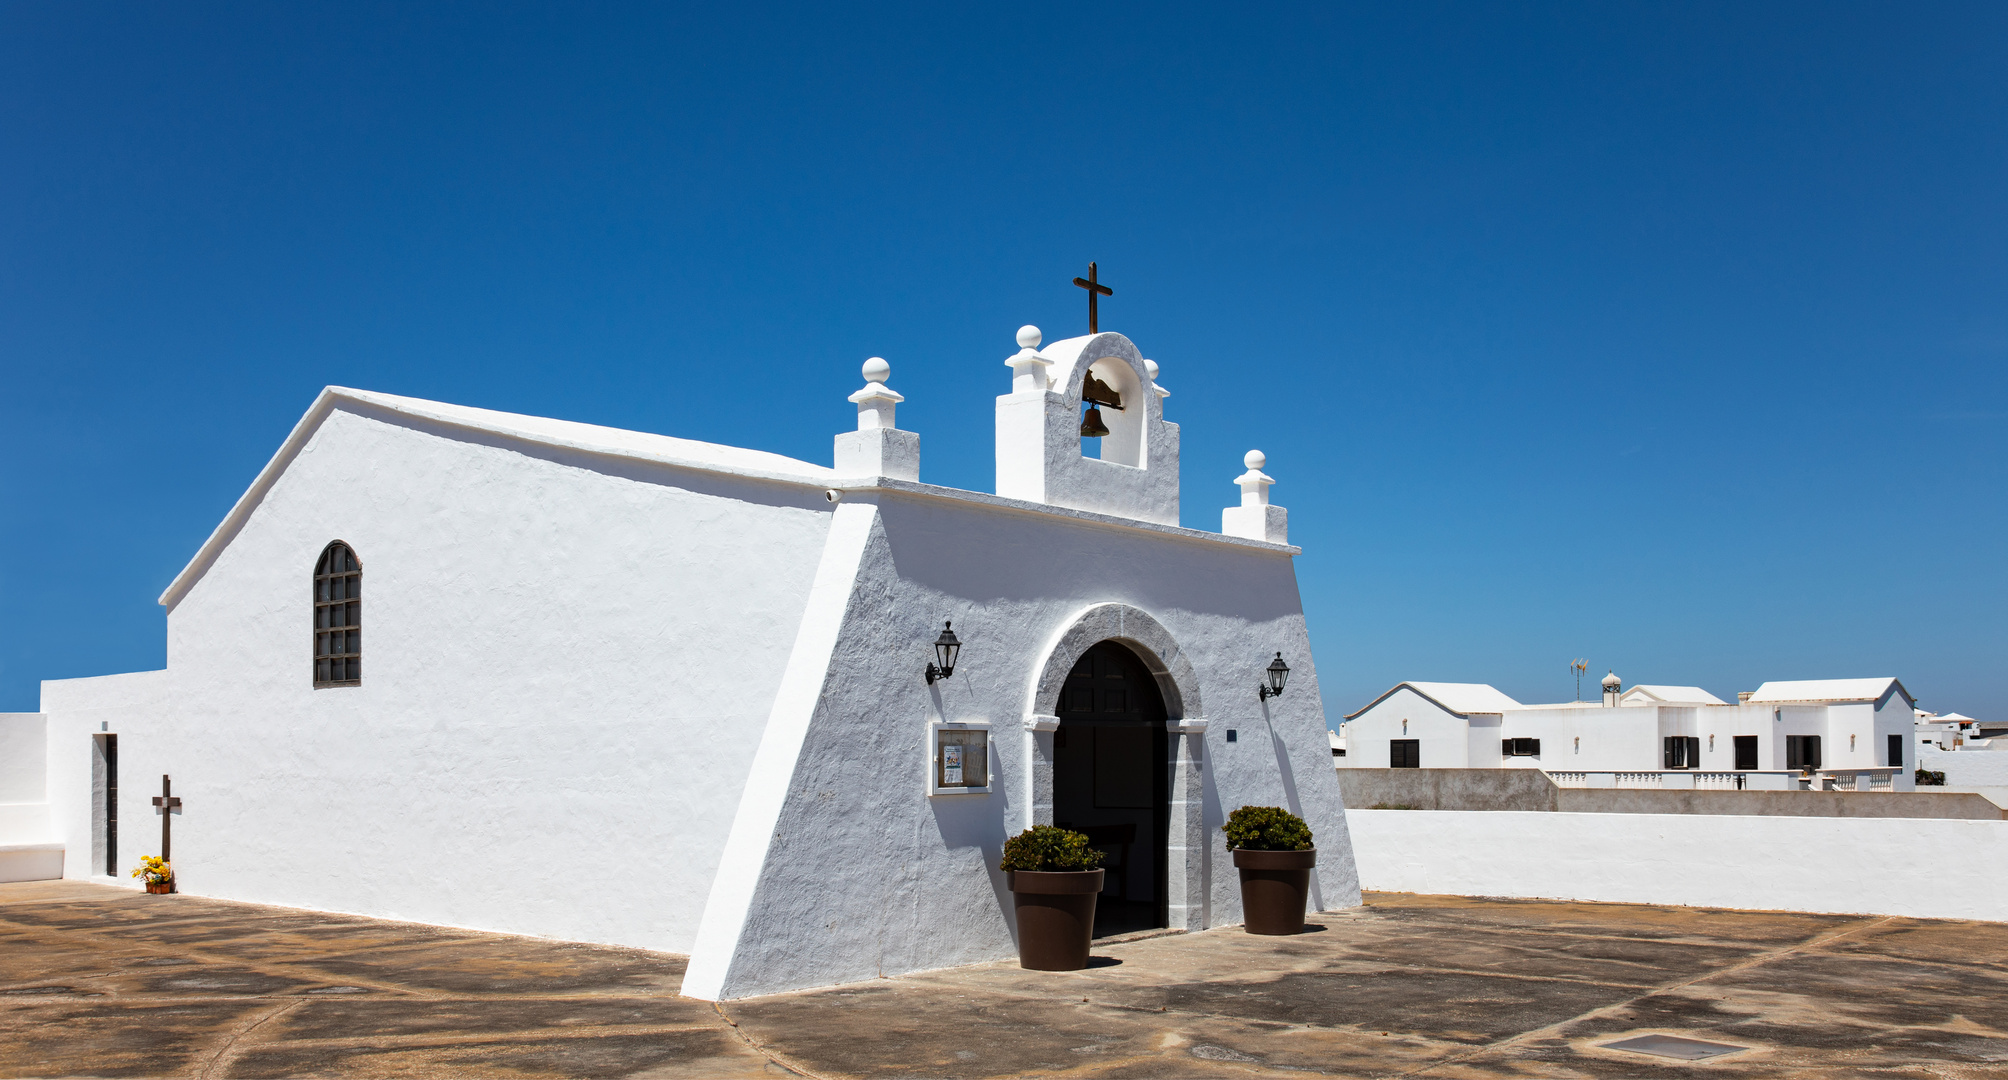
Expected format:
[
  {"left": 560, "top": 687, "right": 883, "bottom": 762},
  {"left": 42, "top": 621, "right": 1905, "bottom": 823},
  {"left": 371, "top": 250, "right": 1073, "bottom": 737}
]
[
  {"left": 1340, "top": 689, "right": 1476, "bottom": 768},
  {"left": 1349, "top": 809, "right": 2008, "bottom": 922},
  {"left": 0, "top": 712, "right": 60, "bottom": 882},
  {"left": 683, "top": 489, "right": 1357, "bottom": 999},
  {"left": 45, "top": 404, "right": 833, "bottom": 954},
  {"left": 1920, "top": 747, "right": 2008, "bottom": 787},
  {"left": 1344, "top": 699, "right": 1911, "bottom": 785},
  {"left": 0, "top": 714, "right": 46, "bottom": 809},
  {"left": 41, "top": 671, "right": 165, "bottom": 883}
]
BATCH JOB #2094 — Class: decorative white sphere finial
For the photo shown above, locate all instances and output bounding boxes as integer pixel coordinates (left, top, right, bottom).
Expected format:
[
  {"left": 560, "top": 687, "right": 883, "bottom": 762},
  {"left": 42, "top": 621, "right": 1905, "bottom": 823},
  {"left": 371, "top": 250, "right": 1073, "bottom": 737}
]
[
  {"left": 861, "top": 357, "right": 891, "bottom": 384},
  {"left": 1016, "top": 325, "right": 1042, "bottom": 350},
  {"left": 1244, "top": 449, "right": 1266, "bottom": 471}
]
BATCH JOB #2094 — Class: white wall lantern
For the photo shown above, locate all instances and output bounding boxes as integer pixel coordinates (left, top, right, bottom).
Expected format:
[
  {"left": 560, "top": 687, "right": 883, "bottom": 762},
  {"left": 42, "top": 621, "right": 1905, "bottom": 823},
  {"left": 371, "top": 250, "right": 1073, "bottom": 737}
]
[
  {"left": 924, "top": 621, "right": 961, "bottom": 685},
  {"left": 928, "top": 721, "right": 992, "bottom": 796},
  {"left": 1258, "top": 653, "right": 1290, "bottom": 700}
]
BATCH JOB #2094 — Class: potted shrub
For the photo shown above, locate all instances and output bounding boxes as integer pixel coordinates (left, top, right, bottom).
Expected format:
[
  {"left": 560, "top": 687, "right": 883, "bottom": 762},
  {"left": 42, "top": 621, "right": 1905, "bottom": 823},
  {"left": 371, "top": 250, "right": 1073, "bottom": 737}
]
[
  {"left": 1001, "top": 825, "right": 1105, "bottom": 970},
  {"left": 1224, "top": 806, "right": 1314, "bottom": 935},
  {"left": 131, "top": 856, "right": 173, "bottom": 895}
]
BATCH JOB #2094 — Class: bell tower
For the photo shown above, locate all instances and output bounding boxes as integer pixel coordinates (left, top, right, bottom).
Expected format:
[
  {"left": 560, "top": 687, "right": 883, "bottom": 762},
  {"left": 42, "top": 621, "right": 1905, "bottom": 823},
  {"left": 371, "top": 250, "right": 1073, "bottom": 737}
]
[{"left": 994, "top": 325, "right": 1179, "bottom": 524}]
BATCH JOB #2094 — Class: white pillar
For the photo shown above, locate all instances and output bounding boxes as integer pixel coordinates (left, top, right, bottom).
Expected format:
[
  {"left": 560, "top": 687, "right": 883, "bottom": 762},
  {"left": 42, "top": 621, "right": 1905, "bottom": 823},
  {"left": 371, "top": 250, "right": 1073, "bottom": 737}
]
[
  {"left": 1221, "top": 450, "right": 1288, "bottom": 543},
  {"left": 834, "top": 357, "right": 920, "bottom": 480}
]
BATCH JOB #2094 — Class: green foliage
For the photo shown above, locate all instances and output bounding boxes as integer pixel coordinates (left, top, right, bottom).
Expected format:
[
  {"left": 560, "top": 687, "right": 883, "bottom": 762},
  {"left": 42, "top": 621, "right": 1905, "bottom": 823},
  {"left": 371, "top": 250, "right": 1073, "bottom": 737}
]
[
  {"left": 1367, "top": 802, "right": 1420, "bottom": 811},
  {"left": 1916, "top": 769, "right": 1947, "bottom": 786},
  {"left": 1000, "top": 825, "right": 1106, "bottom": 872},
  {"left": 1223, "top": 805, "right": 1313, "bottom": 851}
]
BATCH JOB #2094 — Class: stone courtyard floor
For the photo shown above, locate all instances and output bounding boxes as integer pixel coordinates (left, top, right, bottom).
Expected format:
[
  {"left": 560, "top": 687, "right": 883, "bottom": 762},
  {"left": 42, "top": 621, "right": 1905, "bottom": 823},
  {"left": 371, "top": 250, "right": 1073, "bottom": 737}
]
[{"left": 3, "top": 881, "right": 2005, "bottom": 1078}]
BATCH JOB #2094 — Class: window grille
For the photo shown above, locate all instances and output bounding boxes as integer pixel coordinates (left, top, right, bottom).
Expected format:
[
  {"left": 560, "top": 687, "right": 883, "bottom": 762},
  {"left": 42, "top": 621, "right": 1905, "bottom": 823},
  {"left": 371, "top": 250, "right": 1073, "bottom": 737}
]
[{"left": 313, "top": 542, "right": 361, "bottom": 687}]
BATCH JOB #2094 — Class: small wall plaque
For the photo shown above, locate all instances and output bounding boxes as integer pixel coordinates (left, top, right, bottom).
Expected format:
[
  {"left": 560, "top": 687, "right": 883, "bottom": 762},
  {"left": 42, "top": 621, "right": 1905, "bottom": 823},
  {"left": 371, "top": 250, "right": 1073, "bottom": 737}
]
[{"left": 929, "top": 721, "right": 992, "bottom": 795}]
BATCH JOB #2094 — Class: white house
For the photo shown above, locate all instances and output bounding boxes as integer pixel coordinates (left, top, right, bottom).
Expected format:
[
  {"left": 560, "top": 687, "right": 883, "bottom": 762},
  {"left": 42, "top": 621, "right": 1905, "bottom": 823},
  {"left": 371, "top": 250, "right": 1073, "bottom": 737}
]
[
  {"left": 5, "top": 325, "right": 1358, "bottom": 999},
  {"left": 1338, "top": 674, "right": 1916, "bottom": 791},
  {"left": 1916, "top": 710, "right": 1997, "bottom": 752}
]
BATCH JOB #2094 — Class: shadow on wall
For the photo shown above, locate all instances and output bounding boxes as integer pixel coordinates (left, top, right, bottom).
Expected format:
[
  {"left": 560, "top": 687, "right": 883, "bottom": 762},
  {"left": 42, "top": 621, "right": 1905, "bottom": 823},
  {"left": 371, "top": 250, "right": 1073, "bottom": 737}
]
[
  {"left": 876, "top": 503, "right": 1306, "bottom": 625},
  {"left": 927, "top": 779, "right": 1013, "bottom": 941},
  {"left": 1262, "top": 699, "right": 1320, "bottom": 912}
]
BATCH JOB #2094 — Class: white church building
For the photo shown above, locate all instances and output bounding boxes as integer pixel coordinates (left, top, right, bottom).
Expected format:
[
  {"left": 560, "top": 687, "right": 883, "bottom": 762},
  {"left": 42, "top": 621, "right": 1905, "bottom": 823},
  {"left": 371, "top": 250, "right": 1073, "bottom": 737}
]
[
  {"left": 1339, "top": 675, "right": 1916, "bottom": 792},
  {"left": 4, "top": 325, "right": 1357, "bottom": 999}
]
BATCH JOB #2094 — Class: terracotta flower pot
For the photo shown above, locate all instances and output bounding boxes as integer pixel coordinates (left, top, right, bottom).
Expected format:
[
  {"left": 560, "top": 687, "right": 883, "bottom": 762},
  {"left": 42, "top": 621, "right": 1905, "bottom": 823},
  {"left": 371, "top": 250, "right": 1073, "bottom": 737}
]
[
  {"left": 1232, "top": 848, "right": 1315, "bottom": 935},
  {"left": 144, "top": 880, "right": 173, "bottom": 895},
  {"left": 1007, "top": 869, "right": 1104, "bottom": 970}
]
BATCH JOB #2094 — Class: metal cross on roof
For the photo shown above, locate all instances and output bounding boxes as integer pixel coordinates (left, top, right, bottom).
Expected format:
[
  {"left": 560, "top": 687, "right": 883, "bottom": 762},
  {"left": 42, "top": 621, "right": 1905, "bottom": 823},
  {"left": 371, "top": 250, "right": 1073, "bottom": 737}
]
[
  {"left": 1072, "top": 262, "right": 1113, "bottom": 334},
  {"left": 152, "top": 774, "right": 182, "bottom": 863}
]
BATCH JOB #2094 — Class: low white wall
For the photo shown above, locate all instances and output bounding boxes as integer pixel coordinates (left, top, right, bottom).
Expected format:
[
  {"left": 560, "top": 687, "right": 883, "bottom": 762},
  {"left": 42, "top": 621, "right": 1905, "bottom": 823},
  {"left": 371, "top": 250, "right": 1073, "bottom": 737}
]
[
  {"left": 1348, "top": 809, "right": 2008, "bottom": 923},
  {"left": 1920, "top": 747, "right": 2008, "bottom": 788},
  {"left": 0, "top": 845, "right": 64, "bottom": 883}
]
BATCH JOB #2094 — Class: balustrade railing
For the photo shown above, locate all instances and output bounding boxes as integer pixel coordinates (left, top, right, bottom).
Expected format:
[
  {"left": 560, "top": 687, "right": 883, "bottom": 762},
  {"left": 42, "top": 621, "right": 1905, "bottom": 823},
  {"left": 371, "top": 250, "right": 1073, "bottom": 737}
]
[{"left": 1539, "top": 769, "right": 1872, "bottom": 792}]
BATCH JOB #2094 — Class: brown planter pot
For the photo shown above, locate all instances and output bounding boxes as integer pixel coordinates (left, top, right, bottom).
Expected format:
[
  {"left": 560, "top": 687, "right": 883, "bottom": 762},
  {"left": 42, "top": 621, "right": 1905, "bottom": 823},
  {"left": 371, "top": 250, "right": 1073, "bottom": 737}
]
[
  {"left": 144, "top": 880, "right": 174, "bottom": 895},
  {"left": 1007, "top": 869, "right": 1104, "bottom": 970},
  {"left": 1233, "top": 848, "right": 1315, "bottom": 935}
]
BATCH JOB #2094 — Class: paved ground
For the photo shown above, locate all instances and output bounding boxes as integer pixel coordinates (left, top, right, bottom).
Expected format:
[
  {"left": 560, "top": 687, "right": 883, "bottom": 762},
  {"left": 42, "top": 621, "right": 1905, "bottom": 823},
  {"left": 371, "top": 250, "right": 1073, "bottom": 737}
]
[{"left": 3, "top": 881, "right": 2005, "bottom": 1078}]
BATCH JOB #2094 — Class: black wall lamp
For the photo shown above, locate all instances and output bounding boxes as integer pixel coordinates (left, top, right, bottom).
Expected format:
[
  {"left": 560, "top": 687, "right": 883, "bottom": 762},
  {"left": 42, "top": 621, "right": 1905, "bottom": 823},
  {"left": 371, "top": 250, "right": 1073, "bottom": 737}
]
[
  {"left": 1257, "top": 652, "right": 1291, "bottom": 700},
  {"left": 924, "top": 621, "right": 962, "bottom": 684}
]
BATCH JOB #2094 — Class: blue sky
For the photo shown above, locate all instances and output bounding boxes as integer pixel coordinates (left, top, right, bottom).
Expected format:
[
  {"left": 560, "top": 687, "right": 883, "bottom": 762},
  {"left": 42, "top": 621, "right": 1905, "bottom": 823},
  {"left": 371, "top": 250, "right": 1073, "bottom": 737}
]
[{"left": 3, "top": 3, "right": 2003, "bottom": 718}]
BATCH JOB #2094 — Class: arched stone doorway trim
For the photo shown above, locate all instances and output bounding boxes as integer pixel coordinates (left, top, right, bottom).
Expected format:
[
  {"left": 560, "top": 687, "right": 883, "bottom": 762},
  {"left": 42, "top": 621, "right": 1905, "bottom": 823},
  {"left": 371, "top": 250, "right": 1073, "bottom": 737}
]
[
  {"left": 1025, "top": 602, "right": 1205, "bottom": 724},
  {"left": 1021, "top": 602, "right": 1210, "bottom": 930}
]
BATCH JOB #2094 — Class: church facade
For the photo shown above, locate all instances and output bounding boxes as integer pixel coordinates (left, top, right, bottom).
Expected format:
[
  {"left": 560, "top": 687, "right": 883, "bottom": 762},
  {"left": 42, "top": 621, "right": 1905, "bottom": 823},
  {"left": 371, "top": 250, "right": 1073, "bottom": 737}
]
[{"left": 28, "top": 326, "right": 1358, "bottom": 999}]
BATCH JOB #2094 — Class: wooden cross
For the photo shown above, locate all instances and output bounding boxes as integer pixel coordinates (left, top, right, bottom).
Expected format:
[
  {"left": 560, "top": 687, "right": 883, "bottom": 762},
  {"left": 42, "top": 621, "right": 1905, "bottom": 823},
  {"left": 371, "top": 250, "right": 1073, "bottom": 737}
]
[
  {"left": 152, "top": 774, "right": 181, "bottom": 863},
  {"left": 1072, "top": 262, "right": 1113, "bottom": 334}
]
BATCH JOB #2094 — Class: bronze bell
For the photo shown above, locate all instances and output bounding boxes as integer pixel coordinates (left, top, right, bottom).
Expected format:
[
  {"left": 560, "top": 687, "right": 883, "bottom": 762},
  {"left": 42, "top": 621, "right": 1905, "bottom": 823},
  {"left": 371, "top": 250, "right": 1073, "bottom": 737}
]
[{"left": 1079, "top": 407, "right": 1112, "bottom": 438}]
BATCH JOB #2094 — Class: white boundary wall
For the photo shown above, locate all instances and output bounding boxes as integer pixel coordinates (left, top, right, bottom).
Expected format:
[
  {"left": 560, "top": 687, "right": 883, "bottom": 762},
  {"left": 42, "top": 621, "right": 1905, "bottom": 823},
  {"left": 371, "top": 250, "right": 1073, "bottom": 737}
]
[
  {"left": 1920, "top": 747, "right": 2008, "bottom": 787},
  {"left": 1348, "top": 809, "right": 2008, "bottom": 922}
]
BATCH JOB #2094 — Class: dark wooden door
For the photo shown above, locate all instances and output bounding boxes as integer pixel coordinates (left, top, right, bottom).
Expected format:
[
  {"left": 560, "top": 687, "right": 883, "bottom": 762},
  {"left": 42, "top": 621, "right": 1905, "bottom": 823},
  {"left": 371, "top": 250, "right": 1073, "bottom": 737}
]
[{"left": 1053, "top": 641, "right": 1169, "bottom": 937}]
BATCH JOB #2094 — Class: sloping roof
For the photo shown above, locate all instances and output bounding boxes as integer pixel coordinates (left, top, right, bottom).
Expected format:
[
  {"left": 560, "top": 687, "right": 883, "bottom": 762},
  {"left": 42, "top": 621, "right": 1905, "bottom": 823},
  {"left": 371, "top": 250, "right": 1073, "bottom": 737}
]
[
  {"left": 339, "top": 387, "right": 839, "bottom": 482},
  {"left": 158, "top": 386, "right": 836, "bottom": 608},
  {"left": 1746, "top": 678, "right": 1912, "bottom": 707},
  {"left": 1620, "top": 685, "right": 1728, "bottom": 705},
  {"left": 1345, "top": 681, "right": 1523, "bottom": 720},
  {"left": 157, "top": 384, "right": 1303, "bottom": 614}
]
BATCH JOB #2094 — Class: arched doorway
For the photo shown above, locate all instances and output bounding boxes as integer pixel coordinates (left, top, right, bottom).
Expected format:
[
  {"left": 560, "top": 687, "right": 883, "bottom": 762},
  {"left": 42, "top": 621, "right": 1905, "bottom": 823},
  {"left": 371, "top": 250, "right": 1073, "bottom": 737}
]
[{"left": 1053, "top": 640, "right": 1169, "bottom": 937}]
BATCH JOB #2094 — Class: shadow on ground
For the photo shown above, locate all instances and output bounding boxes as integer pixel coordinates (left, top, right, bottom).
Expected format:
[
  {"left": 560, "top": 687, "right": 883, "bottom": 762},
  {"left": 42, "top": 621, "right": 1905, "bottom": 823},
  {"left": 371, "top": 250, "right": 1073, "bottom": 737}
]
[{"left": 3, "top": 880, "right": 2005, "bottom": 1077}]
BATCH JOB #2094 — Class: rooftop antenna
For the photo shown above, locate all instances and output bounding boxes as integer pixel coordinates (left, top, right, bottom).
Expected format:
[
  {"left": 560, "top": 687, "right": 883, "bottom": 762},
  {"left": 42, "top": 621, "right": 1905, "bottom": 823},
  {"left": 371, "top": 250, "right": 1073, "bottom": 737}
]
[{"left": 1571, "top": 658, "right": 1588, "bottom": 702}]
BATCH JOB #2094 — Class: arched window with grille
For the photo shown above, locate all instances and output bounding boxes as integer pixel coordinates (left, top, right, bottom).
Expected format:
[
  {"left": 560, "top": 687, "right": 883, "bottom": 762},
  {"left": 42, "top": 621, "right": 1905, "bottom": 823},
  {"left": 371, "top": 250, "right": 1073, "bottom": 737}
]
[{"left": 313, "top": 542, "right": 361, "bottom": 686}]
